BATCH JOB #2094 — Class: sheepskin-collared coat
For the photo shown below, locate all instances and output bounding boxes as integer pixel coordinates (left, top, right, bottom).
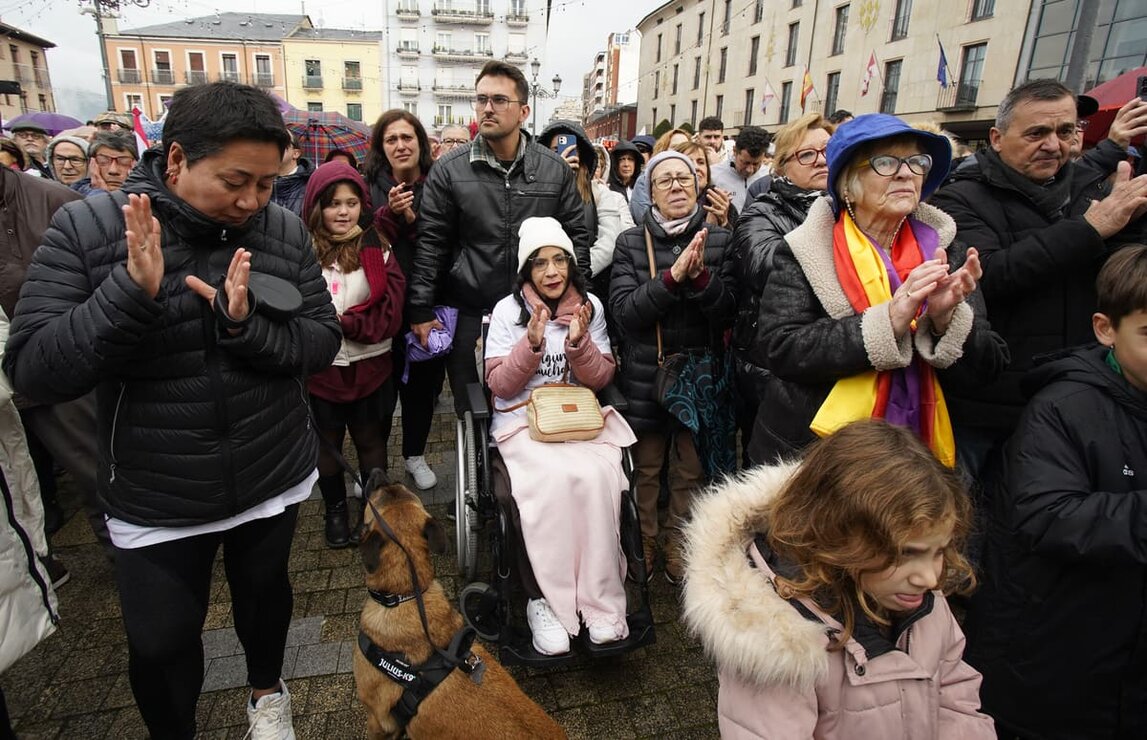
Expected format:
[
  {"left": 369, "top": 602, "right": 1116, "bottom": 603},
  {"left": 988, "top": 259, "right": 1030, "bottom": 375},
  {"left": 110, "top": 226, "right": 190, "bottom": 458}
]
[
  {"left": 682, "top": 464, "right": 996, "bottom": 739},
  {"left": 747, "top": 197, "right": 1008, "bottom": 465}
]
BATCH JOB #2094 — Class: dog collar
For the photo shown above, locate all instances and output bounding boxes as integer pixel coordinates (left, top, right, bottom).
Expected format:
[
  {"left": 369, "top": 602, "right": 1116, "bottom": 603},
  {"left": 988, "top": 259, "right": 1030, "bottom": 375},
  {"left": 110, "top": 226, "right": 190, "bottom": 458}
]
[{"left": 367, "top": 587, "right": 427, "bottom": 608}]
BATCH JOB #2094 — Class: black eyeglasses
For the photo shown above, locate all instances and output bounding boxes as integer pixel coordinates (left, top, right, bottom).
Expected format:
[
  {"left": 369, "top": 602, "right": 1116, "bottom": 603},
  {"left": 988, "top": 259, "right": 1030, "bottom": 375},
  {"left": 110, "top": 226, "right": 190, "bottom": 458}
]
[
  {"left": 52, "top": 156, "right": 86, "bottom": 167},
  {"left": 473, "top": 95, "right": 524, "bottom": 111},
  {"left": 651, "top": 174, "right": 695, "bottom": 191},
  {"left": 788, "top": 146, "right": 827, "bottom": 166},
  {"left": 867, "top": 153, "right": 933, "bottom": 177}
]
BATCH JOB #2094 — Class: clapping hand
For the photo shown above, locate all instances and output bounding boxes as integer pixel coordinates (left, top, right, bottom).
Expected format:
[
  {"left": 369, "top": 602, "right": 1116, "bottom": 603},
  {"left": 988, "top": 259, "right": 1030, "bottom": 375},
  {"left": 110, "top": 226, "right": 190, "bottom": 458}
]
[
  {"left": 670, "top": 228, "right": 708, "bottom": 282},
  {"left": 527, "top": 303, "right": 550, "bottom": 349},
  {"left": 123, "top": 193, "right": 164, "bottom": 299},
  {"left": 889, "top": 258, "right": 949, "bottom": 338},
  {"left": 567, "top": 301, "right": 592, "bottom": 345},
  {"left": 925, "top": 248, "right": 982, "bottom": 334},
  {"left": 388, "top": 183, "right": 415, "bottom": 225},
  {"left": 186, "top": 247, "right": 252, "bottom": 326}
]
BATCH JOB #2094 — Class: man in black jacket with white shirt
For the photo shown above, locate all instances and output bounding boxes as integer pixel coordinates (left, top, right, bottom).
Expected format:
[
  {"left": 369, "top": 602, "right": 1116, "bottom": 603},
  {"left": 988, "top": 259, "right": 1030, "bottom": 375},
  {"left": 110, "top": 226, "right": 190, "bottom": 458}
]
[{"left": 408, "top": 60, "right": 589, "bottom": 414}]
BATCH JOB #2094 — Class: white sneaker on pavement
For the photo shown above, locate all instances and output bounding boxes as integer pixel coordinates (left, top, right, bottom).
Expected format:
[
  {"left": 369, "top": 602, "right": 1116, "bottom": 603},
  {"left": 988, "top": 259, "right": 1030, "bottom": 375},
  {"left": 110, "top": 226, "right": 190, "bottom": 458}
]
[
  {"left": 405, "top": 455, "right": 437, "bottom": 490},
  {"left": 526, "top": 598, "right": 570, "bottom": 656},
  {"left": 245, "top": 681, "right": 296, "bottom": 740}
]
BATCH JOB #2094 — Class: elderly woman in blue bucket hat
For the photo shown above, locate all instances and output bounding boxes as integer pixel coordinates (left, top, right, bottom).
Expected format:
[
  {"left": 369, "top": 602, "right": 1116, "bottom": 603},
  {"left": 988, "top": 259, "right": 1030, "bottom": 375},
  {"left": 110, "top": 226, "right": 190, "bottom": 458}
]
[{"left": 747, "top": 113, "right": 1008, "bottom": 467}]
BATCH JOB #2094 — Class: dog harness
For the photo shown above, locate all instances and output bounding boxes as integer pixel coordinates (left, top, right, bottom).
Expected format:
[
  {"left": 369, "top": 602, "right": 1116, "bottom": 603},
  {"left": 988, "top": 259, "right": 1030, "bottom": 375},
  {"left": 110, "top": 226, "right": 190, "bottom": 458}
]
[{"left": 358, "top": 589, "right": 487, "bottom": 729}]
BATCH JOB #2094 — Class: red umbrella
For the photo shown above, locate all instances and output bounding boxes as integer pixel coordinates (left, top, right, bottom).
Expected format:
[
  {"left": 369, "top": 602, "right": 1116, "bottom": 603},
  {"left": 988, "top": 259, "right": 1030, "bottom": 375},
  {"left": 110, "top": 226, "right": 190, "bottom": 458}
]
[
  {"left": 281, "top": 110, "right": 372, "bottom": 167},
  {"left": 1082, "top": 66, "right": 1146, "bottom": 146}
]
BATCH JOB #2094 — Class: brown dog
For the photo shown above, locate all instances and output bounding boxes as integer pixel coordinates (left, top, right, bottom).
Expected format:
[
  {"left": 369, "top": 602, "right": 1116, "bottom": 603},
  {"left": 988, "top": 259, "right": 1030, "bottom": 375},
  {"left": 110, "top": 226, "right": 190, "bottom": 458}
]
[{"left": 353, "top": 473, "right": 566, "bottom": 739}]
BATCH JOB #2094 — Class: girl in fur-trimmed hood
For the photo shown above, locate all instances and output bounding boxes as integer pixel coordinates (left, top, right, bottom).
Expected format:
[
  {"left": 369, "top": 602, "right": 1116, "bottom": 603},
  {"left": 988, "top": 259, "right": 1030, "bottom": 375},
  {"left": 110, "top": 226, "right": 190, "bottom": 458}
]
[{"left": 682, "top": 420, "right": 995, "bottom": 739}]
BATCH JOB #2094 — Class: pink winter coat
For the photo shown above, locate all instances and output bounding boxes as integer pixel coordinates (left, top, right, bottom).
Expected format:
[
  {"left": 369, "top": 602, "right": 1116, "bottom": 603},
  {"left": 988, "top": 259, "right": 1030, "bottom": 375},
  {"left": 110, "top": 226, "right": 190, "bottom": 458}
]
[{"left": 682, "top": 463, "right": 996, "bottom": 740}]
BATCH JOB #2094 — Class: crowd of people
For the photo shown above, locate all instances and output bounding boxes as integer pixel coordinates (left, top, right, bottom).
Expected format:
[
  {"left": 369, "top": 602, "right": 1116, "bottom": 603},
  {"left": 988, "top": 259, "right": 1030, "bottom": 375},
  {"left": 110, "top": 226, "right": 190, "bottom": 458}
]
[{"left": 0, "top": 61, "right": 1146, "bottom": 739}]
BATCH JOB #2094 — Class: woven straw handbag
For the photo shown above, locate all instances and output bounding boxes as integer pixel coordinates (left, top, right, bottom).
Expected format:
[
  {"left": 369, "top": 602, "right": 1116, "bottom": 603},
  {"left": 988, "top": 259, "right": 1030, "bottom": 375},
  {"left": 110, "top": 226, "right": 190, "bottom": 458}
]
[{"left": 498, "top": 377, "right": 604, "bottom": 443}]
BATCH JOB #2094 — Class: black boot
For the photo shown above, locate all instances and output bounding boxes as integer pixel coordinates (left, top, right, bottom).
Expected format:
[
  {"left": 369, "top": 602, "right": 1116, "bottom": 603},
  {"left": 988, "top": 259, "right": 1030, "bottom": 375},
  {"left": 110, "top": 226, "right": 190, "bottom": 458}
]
[{"left": 324, "top": 499, "right": 350, "bottom": 549}]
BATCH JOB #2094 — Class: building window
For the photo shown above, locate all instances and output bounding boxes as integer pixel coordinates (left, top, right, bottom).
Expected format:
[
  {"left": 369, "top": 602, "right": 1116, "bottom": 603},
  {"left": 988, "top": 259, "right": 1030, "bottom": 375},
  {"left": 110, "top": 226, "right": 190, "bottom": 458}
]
[
  {"left": 672, "top": 63, "right": 679, "bottom": 94},
  {"left": 749, "top": 36, "right": 760, "bottom": 75},
  {"left": 675, "top": 23, "right": 682, "bottom": 55},
  {"left": 8, "top": 45, "right": 17, "bottom": 62},
  {"left": 403, "top": 101, "right": 417, "bottom": 115},
  {"left": 37, "top": 93, "right": 47, "bottom": 111},
  {"left": 722, "top": 0, "right": 732, "bottom": 35},
  {"left": 344, "top": 60, "right": 362, "bottom": 91},
  {"left": 785, "top": 23, "right": 799, "bottom": 67},
  {"left": 124, "top": 93, "right": 142, "bottom": 111},
  {"left": 656, "top": 34, "right": 662, "bottom": 62},
  {"left": 697, "top": 12, "right": 705, "bottom": 45},
  {"left": 890, "top": 0, "right": 911, "bottom": 40},
  {"left": 970, "top": 0, "right": 994, "bottom": 21},
  {"left": 831, "top": 5, "right": 849, "bottom": 56},
  {"left": 718, "top": 47, "right": 728, "bottom": 83},
  {"left": 304, "top": 59, "right": 322, "bottom": 88},
  {"left": 652, "top": 107, "right": 658, "bottom": 127},
  {"left": 779, "top": 81, "right": 792, "bottom": 123},
  {"left": 221, "top": 54, "right": 239, "bottom": 83},
  {"left": 743, "top": 88, "right": 754, "bottom": 125},
  {"left": 670, "top": 103, "right": 676, "bottom": 125},
  {"left": 880, "top": 59, "right": 902, "bottom": 114},
  {"left": 957, "top": 43, "right": 987, "bottom": 106},
  {"left": 254, "top": 55, "right": 273, "bottom": 87},
  {"left": 714, "top": 94, "right": 723, "bottom": 121},
  {"left": 792, "top": 0, "right": 802, "bottom": 7},
  {"left": 824, "top": 71, "right": 841, "bottom": 116},
  {"left": 152, "top": 50, "right": 173, "bottom": 85},
  {"left": 754, "top": 0, "right": 764, "bottom": 23},
  {"left": 693, "top": 56, "right": 701, "bottom": 89},
  {"left": 307, "top": 101, "right": 323, "bottom": 112},
  {"left": 158, "top": 94, "right": 173, "bottom": 112},
  {"left": 691, "top": 99, "right": 698, "bottom": 127},
  {"left": 187, "top": 52, "right": 207, "bottom": 85},
  {"left": 436, "top": 104, "right": 452, "bottom": 126},
  {"left": 654, "top": 70, "right": 660, "bottom": 99},
  {"left": 475, "top": 32, "right": 490, "bottom": 53},
  {"left": 119, "top": 49, "right": 140, "bottom": 84}
]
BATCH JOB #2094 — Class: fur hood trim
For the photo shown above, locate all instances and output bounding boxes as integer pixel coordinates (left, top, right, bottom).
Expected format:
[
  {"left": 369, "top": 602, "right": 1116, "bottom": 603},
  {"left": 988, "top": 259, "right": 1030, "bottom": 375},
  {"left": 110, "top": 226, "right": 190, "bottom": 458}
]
[{"left": 682, "top": 463, "right": 830, "bottom": 690}]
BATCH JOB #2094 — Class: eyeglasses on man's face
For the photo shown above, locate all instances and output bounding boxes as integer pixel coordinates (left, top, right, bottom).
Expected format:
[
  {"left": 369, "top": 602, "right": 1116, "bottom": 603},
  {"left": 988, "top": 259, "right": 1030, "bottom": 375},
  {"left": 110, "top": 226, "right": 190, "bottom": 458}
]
[
  {"left": 94, "top": 153, "right": 136, "bottom": 169},
  {"left": 651, "top": 174, "right": 695, "bottom": 191},
  {"left": 52, "top": 155, "right": 85, "bottom": 168},
  {"left": 866, "top": 153, "right": 932, "bottom": 177},
  {"left": 529, "top": 253, "right": 570, "bottom": 272},
  {"left": 472, "top": 95, "right": 523, "bottom": 112},
  {"left": 789, "top": 147, "right": 828, "bottom": 166},
  {"left": 440, "top": 138, "right": 469, "bottom": 146}
]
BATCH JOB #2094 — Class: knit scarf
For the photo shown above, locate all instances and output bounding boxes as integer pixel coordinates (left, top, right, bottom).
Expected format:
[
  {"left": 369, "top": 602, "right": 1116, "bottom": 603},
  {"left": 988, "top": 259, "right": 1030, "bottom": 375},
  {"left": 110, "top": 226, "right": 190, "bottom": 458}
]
[
  {"left": 810, "top": 210, "right": 956, "bottom": 467},
  {"left": 651, "top": 204, "right": 700, "bottom": 236},
  {"left": 977, "top": 147, "right": 1074, "bottom": 220}
]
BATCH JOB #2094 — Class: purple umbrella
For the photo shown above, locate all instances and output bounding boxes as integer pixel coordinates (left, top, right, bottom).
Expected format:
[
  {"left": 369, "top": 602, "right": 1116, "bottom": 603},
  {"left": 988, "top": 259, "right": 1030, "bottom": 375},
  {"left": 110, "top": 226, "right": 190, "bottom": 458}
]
[
  {"left": 269, "top": 93, "right": 296, "bottom": 114},
  {"left": 5, "top": 112, "right": 84, "bottom": 136}
]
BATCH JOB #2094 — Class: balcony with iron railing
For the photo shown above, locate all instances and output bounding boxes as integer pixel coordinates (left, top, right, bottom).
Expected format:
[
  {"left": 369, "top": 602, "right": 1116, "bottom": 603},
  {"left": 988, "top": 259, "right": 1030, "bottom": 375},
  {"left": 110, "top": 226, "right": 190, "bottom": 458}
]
[
  {"left": 396, "top": 6, "right": 420, "bottom": 20},
  {"left": 397, "top": 81, "right": 421, "bottom": 95},
  {"left": 151, "top": 69, "right": 175, "bottom": 85},
  {"left": 343, "top": 77, "right": 363, "bottom": 91},
  {"left": 219, "top": 70, "right": 242, "bottom": 83},
  {"left": 506, "top": 13, "right": 529, "bottom": 26},
  {"left": 302, "top": 75, "right": 324, "bottom": 89},
  {"left": 13, "top": 63, "right": 51, "bottom": 87},
  {"left": 937, "top": 81, "right": 979, "bottom": 112},
  {"left": 185, "top": 70, "right": 208, "bottom": 85},
  {"left": 251, "top": 72, "right": 275, "bottom": 88},
  {"left": 117, "top": 68, "right": 142, "bottom": 84},
  {"left": 504, "top": 50, "right": 528, "bottom": 62},
  {"left": 396, "top": 45, "right": 420, "bottom": 58},
  {"left": 432, "top": 82, "right": 473, "bottom": 99},
  {"left": 431, "top": 5, "right": 494, "bottom": 24},
  {"left": 432, "top": 46, "right": 494, "bottom": 63},
  {"left": 433, "top": 114, "right": 469, "bottom": 127}
]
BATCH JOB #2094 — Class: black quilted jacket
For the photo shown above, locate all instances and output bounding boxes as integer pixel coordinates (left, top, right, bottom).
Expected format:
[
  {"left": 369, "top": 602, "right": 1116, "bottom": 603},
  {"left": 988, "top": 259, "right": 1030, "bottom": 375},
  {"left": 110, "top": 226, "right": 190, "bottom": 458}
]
[
  {"left": 609, "top": 208, "right": 737, "bottom": 432},
  {"left": 3, "top": 150, "right": 341, "bottom": 526}
]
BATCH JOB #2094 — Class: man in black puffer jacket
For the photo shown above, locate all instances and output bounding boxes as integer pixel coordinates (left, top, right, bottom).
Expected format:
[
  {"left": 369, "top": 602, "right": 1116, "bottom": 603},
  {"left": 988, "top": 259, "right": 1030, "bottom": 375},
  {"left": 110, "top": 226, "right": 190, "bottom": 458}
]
[
  {"left": 929, "top": 79, "right": 1147, "bottom": 478},
  {"left": 3, "top": 82, "right": 340, "bottom": 739},
  {"left": 270, "top": 133, "right": 314, "bottom": 217},
  {"left": 408, "top": 60, "right": 589, "bottom": 414}
]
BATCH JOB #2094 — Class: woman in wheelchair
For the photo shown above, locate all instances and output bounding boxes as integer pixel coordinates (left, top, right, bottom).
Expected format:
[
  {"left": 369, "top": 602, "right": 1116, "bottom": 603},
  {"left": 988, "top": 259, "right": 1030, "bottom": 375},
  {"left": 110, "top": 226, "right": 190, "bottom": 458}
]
[{"left": 484, "top": 217, "right": 638, "bottom": 656}]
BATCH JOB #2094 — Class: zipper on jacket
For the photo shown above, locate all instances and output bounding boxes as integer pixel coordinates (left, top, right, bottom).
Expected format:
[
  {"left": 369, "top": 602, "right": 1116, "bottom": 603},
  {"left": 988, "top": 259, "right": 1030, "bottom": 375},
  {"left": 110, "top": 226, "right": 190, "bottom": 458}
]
[
  {"left": 107, "top": 382, "right": 127, "bottom": 484},
  {"left": 198, "top": 251, "right": 238, "bottom": 515},
  {"left": 0, "top": 467, "right": 58, "bottom": 624}
]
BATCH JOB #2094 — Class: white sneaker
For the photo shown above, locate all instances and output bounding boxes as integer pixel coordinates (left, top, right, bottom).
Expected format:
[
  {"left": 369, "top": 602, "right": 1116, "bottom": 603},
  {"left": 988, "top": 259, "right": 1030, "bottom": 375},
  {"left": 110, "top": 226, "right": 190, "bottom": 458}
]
[
  {"left": 405, "top": 455, "right": 437, "bottom": 490},
  {"left": 244, "top": 681, "right": 296, "bottom": 740},
  {"left": 526, "top": 598, "right": 570, "bottom": 656},
  {"left": 587, "top": 620, "right": 626, "bottom": 645}
]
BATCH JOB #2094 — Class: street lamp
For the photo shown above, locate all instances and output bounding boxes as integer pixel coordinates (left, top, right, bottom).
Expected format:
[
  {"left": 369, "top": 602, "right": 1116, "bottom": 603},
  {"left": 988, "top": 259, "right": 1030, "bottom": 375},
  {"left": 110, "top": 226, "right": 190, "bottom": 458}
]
[
  {"left": 528, "top": 58, "right": 561, "bottom": 135},
  {"left": 80, "top": 0, "right": 152, "bottom": 112}
]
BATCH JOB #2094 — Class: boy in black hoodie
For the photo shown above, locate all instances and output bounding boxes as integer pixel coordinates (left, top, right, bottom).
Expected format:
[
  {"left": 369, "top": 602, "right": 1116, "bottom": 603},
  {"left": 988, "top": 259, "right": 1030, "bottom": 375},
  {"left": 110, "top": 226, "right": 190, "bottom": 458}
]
[{"left": 966, "top": 243, "right": 1147, "bottom": 740}]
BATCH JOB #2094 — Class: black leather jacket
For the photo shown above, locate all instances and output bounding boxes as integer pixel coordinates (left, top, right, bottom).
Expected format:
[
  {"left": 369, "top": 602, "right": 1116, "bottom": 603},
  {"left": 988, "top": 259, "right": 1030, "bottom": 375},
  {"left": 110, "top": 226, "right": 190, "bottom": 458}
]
[
  {"left": 406, "top": 131, "right": 589, "bottom": 323},
  {"left": 3, "top": 149, "right": 341, "bottom": 526}
]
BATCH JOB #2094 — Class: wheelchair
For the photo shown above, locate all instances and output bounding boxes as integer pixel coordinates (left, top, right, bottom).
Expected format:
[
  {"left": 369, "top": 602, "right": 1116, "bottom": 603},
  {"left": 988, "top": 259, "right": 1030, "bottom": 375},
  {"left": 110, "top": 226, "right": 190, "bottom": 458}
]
[{"left": 452, "top": 321, "right": 657, "bottom": 666}]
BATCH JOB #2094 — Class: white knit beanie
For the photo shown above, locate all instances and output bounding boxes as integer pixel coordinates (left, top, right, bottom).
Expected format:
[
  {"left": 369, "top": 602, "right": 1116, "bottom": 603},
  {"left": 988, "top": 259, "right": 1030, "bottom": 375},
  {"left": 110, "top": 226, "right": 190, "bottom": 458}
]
[{"left": 516, "top": 217, "right": 576, "bottom": 273}]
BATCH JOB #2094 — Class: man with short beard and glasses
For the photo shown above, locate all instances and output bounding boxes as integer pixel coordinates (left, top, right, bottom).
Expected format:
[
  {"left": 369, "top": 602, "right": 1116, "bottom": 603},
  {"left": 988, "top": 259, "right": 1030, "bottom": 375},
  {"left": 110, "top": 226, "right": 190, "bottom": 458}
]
[
  {"left": 408, "top": 60, "right": 589, "bottom": 415},
  {"left": 930, "top": 78, "right": 1147, "bottom": 478}
]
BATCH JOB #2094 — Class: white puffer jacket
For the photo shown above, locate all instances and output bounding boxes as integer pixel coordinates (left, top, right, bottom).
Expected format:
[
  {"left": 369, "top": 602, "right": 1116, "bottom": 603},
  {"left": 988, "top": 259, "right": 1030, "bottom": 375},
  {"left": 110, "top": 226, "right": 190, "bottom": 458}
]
[{"left": 0, "top": 308, "right": 57, "bottom": 674}]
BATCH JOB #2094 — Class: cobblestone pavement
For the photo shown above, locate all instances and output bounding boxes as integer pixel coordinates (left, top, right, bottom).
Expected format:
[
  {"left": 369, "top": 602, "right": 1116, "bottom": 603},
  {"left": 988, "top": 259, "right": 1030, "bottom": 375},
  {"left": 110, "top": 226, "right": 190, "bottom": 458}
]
[{"left": 4, "top": 410, "right": 720, "bottom": 739}]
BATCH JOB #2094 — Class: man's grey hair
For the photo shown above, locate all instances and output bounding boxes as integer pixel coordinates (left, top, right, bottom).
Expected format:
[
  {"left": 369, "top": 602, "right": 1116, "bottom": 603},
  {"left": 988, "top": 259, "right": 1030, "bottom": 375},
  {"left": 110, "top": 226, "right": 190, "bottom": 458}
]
[
  {"left": 89, "top": 131, "right": 139, "bottom": 160},
  {"left": 995, "top": 78, "right": 1074, "bottom": 131}
]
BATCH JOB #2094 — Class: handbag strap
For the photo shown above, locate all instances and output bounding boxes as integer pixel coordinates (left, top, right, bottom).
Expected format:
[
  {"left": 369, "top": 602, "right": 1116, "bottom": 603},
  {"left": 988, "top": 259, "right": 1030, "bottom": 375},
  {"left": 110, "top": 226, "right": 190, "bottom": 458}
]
[
  {"left": 492, "top": 349, "right": 574, "bottom": 414},
  {"left": 645, "top": 228, "right": 665, "bottom": 367}
]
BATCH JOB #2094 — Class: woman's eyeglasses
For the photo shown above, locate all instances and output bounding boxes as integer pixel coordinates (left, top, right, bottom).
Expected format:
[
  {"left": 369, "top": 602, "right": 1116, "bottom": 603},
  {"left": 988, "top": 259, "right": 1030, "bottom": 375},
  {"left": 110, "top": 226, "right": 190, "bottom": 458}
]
[
  {"left": 867, "top": 153, "right": 933, "bottom": 177},
  {"left": 530, "top": 253, "right": 570, "bottom": 272},
  {"left": 651, "top": 174, "right": 695, "bottom": 191},
  {"left": 788, "top": 147, "right": 827, "bottom": 166}
]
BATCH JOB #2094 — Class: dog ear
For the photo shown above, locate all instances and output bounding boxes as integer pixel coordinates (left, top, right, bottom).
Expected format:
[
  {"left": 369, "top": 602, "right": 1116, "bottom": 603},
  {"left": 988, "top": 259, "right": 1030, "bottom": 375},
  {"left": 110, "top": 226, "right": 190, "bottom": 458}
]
[
  {"left": 359, "top": 529, "right": 384, "bottom": 572},
  {"left": 423, "top": 517, "right": 447, "bottom": 555},
  {"left": 364, "top": 468, "right": 389, "bottom": 494}
]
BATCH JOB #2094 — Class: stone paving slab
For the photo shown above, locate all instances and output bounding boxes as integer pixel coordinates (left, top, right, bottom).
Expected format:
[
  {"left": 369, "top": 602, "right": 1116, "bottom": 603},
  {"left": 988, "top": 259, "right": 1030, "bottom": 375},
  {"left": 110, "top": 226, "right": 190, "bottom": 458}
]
[{"left": 5, "top": 432, "right": 720, "bottom": 739}]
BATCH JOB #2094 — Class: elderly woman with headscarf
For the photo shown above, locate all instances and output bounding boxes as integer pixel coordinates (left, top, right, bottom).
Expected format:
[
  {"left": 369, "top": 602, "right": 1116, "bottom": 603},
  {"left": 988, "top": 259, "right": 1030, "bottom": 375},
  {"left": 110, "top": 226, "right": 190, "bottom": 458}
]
[
  {"left": 610, "top": 150, "right": 737, "bottom": 586},
  {"left": 748, "top": 113, "right": 1008, "bottom": 468}
]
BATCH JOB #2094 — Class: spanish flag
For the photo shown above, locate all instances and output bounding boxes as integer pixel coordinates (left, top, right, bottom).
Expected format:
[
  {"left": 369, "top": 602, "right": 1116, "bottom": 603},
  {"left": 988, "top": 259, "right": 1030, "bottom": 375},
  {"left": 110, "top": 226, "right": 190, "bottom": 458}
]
[{"left": 800, "top": 68, "right": 815, "bottom": 112}]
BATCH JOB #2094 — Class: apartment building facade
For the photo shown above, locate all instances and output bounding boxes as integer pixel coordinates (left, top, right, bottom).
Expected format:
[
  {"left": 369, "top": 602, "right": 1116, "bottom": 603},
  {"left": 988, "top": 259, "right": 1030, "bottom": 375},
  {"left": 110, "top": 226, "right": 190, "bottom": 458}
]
[
  {"left": 103, "top": 13, "right": 308, "bottom": 119},
  {"left": 0, "top": 22, "right": 56, "bottom": 122},
  {"left": 383, "top": 0, "right": 548, "bottom": 133},
  {"left": 634, "top": 0, "right": 1040, "bottom": 141},
  {"left": 282, "top": 29, "right": 385, "bottom": 123}
]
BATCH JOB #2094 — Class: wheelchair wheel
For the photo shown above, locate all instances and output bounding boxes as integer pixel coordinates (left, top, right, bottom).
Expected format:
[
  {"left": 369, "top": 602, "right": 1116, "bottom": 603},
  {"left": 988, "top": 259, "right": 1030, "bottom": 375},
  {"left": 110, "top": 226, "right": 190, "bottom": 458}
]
[
  {"left": 459, "top": 582, "right": 502, "bottom": 642},
  {"left": 454, "top": 412, "right": 482, "bottom": 579}
]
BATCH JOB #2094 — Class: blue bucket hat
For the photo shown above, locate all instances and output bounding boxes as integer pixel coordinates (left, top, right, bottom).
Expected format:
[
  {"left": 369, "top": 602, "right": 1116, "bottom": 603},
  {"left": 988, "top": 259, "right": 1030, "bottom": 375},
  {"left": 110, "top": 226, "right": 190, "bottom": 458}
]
[{"left": 825, "top": 113, "right": 952, "bottom": 216}]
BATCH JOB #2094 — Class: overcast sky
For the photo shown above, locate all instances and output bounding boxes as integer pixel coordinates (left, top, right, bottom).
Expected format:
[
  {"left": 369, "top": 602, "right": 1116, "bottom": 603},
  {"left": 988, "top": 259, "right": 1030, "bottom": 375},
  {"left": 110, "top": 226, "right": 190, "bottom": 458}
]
[{"left": 2, "top": 0, "right": 662, "bottom": 121}]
